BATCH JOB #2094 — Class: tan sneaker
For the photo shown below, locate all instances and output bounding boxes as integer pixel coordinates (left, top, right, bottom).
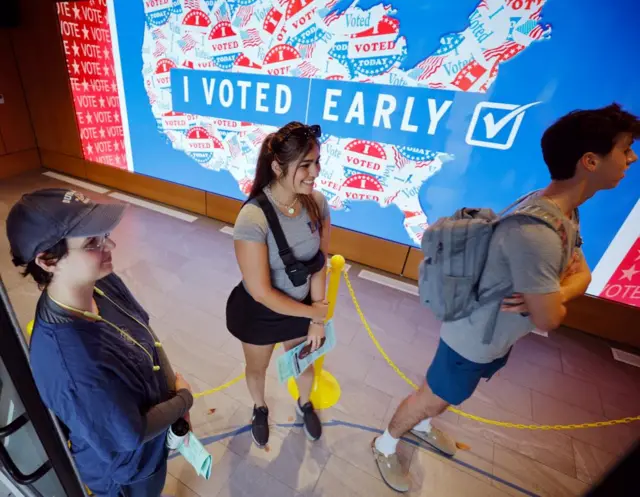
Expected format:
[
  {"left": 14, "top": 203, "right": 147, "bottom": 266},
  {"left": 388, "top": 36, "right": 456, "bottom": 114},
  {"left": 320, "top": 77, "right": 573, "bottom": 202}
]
[
  {"left": 371, "top": 438, "right": 410, "bottom": 493},
  {"left": 410, "top": 425, "right": 457, "bottom": 457}
]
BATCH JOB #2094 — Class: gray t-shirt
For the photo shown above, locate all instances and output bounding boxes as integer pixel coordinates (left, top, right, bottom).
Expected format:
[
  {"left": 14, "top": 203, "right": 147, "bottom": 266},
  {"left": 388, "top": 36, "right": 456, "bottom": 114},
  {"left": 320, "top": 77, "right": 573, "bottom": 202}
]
[
  {"left": 233, "top": 191, "right": 330, "bottom": 301},
  {"left": 440, "top": 198, "right": 581, "bottom": 363}
]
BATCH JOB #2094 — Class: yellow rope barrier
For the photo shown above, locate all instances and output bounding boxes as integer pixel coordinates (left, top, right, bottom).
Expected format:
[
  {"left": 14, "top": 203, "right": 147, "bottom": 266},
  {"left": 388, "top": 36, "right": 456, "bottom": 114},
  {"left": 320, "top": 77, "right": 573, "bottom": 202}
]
[
  {"left": 193, "top": 343, "right": 282, "bottom": 399},
  {"left": 341, "top": 270, "right": 640, "bottom": 431},
  {"left": 193, "top": 372, "right": 246, "bottom": 399}
]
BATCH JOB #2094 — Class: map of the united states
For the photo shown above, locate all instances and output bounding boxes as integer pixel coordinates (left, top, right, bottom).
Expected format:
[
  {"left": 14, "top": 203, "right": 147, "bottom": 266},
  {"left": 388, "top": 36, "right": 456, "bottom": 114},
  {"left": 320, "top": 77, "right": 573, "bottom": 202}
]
[{"left": 141, "top": 0, "right": 550, "bottom": 244}]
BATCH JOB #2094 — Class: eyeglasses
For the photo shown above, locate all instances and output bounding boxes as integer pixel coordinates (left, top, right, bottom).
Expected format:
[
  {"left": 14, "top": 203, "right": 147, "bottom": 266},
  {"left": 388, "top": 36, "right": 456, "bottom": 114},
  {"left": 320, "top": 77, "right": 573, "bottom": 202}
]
[
  {"left": 81, "top": 234, "right": 111, "bottom": 251},
  {"left": 278, "top": 124, "right": 322, "bottom": 147}
]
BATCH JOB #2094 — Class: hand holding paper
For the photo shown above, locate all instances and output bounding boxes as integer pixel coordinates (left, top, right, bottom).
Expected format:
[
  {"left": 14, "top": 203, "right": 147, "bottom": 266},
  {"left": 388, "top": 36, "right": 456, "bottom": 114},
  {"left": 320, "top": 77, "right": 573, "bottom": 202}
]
[
  {"left": 175, "top": 432, "right": 213, "bottom": 480},
  {"left": 277, "top": 319, "right": 336, "bottom": 384}
]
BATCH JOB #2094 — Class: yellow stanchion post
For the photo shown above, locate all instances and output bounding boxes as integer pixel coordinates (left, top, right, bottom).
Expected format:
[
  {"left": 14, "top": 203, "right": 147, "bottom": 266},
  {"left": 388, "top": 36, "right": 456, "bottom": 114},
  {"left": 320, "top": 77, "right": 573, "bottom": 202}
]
[{"left": 287, "top": 254, "right": 344, "bottom": 409}]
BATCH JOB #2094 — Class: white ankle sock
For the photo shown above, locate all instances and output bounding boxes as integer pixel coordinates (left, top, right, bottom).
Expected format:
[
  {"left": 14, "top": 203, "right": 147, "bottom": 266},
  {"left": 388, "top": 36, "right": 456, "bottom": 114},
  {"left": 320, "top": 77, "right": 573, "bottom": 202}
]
[
  {"left": 412, "top": 418, "right": 432, "bottom": 433},
  {"left": 375, "top": 429, "right": 399, "bottom": 456}
]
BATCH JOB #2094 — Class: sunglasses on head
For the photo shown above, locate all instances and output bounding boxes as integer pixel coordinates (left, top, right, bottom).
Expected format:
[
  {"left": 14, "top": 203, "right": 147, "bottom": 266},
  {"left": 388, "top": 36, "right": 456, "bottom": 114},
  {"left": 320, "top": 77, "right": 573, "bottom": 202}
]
[{"left": 278, "top": 124, "right": 322, "bottom": 146}]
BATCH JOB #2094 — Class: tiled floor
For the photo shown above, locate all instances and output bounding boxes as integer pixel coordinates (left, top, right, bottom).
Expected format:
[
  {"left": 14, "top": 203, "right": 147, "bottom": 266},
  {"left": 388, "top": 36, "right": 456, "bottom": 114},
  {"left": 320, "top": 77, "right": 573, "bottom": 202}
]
[{"left": 2, "top": 171, "right": 640, "bottom": 497}]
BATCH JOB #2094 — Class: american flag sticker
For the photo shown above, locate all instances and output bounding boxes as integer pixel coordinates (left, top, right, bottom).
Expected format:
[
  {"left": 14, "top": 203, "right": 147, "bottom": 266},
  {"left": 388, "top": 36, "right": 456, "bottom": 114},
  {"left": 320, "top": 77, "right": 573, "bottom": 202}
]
[
  {"left": 153, "top": 41, "right": 167, "bottom": 57},
  {"left": 235, "top": 6, "right": 254, "bottom": 28},
  {"left": 242, "top": 28, "right": 262, "bottom": 47},
  {"left": 483, "top": 41, "right": 525, "bottom": 62},
  {"left": 178, "top": 34, "right": 197, "bottom": 53},
  {"left": 414, "top": 55, "right": 445, "bottom": 82},
  {"left": 294, "top": 60, "right": 320, "bottom": 78}
]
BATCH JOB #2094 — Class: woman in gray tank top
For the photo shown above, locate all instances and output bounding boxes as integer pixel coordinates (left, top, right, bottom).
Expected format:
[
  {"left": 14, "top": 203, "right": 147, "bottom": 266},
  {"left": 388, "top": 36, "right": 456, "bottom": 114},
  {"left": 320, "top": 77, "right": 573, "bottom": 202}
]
[{"left": 226, "top": 122, "right": 331, "bottom": 448}]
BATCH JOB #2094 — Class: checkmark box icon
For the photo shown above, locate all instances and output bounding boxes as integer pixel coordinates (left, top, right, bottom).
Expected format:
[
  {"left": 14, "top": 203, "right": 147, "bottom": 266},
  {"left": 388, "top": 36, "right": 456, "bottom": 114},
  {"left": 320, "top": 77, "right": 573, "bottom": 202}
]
[{"left": 466, "top": 101, "right": 541, "bottom": 150}]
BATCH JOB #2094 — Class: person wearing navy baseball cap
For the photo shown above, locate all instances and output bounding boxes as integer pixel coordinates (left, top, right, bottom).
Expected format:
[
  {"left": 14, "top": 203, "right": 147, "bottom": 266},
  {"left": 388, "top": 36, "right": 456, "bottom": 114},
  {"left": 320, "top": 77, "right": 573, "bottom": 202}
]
[{"left": 6, "top": 188, "right": 194, "bottom": 497}]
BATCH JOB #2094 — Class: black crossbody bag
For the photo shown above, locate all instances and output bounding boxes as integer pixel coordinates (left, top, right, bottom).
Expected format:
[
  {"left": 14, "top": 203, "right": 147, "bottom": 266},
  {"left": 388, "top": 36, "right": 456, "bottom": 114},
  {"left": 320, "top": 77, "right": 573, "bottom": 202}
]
[{"left": 255, "top": 192, "right": 325, "bottom": 287}]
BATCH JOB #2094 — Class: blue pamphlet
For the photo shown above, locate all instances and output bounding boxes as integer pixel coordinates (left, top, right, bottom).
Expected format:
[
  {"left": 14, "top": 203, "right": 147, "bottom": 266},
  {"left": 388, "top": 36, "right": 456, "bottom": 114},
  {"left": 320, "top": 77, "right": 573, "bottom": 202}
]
[
  {"left": 176, "top": 432, "right": 212, "bottom": 480},
  {"left": 277, "top": 320, "right": 336, "bottom": 384}
]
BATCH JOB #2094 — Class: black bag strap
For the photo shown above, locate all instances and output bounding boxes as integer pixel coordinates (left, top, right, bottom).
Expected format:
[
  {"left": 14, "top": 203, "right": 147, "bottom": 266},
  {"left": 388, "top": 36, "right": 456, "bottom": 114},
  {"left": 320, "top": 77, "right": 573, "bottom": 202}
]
[{"left": 255, "top": 192, "right": 298, "bottom": 267}]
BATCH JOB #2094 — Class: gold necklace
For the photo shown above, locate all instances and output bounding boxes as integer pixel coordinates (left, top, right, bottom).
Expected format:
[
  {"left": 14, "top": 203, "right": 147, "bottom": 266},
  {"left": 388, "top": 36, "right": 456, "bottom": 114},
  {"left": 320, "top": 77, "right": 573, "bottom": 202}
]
[
  {"left": 266, "top": 186, "right": 298, "bottom": 215},
  {"left": 48, "top": 288, "right": 162, "bottom": 372}
]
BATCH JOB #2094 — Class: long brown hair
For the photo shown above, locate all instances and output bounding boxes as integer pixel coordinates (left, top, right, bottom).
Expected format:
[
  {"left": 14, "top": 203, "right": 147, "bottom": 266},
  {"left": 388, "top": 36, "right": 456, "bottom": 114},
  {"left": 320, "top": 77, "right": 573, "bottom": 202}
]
[{"left": 247, "top": 121, "right": 323, "bottom": 235}]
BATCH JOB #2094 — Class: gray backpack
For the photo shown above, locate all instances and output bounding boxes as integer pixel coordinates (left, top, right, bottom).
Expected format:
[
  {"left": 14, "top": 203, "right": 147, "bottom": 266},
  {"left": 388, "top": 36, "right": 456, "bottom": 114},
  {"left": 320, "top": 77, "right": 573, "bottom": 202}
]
[{"left": 418, "top": 191, "right": 573, "bottom": 331}]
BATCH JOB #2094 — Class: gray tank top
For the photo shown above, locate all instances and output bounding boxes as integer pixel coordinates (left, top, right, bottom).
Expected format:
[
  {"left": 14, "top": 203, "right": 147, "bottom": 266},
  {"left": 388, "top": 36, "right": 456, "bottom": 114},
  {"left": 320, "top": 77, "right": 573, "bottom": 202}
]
[{"left": 233, "top": 191, "right": 329, "bottom": 301}]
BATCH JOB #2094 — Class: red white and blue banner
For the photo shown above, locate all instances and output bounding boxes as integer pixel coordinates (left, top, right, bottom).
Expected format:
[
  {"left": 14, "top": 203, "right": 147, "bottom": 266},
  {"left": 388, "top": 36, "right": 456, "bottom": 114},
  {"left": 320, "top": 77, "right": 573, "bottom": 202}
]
[{"left": 58, "top": 0, "right": 640, "bottom": 308}]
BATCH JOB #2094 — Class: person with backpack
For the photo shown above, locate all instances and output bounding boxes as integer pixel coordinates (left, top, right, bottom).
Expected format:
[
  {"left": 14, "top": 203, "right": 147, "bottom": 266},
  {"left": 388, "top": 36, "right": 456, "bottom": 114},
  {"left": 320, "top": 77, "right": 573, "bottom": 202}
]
[
  {"left": 5, "top": 189, "right": 194, "bottom": 497},
  {"left": 226, "top": 121, "right": 330, "bottom": 447},
  {"left": 371, "top": 103, "right": 639, "bottom": 492}
]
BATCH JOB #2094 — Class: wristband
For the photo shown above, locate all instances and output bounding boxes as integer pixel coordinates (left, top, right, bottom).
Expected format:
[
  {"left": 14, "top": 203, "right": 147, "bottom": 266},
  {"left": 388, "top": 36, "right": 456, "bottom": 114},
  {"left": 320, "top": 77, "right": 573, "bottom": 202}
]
[{"left": 311, "top": 320, "right": 325, "bottom": 326}]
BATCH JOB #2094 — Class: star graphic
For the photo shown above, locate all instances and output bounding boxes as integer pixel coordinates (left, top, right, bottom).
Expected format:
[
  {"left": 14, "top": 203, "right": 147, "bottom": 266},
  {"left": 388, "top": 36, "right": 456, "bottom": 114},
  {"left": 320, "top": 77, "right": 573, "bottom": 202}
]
[
  {"left": 86, "top": 143, "right": 94, "bottom": 155},
  {"left": 114, "top": 141, "right": 120, "bottom": 151},
  {"left": 72, "top": 42, "right": 80, "bottom": 57},
  {"left": 98, "top": 96, "right": 105, "bottom": 107},
  {"left": 71, "top": 61, "right": 80, "bottom": 74},
  {"left": 111, "top": 82, "right": 118, "bottom": 92},
  {"left": 82, "top": 25, "right": 90, "bottom": 40},
  {"left": 82, "top": 79, "right": 89, "bottom": 92},
  {"left": 104, "top": 64, "right": 110, "bottom": 76},
  {"left": 620, "top": 265, "right": 639, "bottom": 282},
  {"left": 99, "top": 128, "right": 106, "bottom": 138},
  {"left": 114, "top": 113, "right": 120, "bottom": 123},
  {"left": 103, "top": 47, "right": 110, "bottom": 59},
  {"left": 85, "top": 112, "right": 93, "bottom": 124},
  {"left": 72, "top": 4, "right": 81, "bottom": 20}
]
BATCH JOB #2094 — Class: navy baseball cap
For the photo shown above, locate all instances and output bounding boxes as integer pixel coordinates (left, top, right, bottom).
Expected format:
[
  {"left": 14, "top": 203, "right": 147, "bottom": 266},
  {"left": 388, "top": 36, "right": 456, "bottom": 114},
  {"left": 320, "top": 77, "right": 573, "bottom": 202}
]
[{"left": 6, "top": 188, "right": 126, "bottom": 264}]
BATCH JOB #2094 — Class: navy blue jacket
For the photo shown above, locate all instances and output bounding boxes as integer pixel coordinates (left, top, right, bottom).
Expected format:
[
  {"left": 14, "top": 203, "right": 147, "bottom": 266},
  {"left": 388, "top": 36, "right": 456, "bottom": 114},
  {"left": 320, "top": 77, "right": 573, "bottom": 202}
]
[{"left": 30, "top": 274, "right": 170, "bottom": 496}]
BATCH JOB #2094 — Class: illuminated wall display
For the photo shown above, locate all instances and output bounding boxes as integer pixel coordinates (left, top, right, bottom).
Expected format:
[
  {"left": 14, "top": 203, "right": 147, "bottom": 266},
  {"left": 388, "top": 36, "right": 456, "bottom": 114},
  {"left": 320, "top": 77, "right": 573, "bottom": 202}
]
[{"left": 57, "top": 0, "right": 639, "bottom": 308}]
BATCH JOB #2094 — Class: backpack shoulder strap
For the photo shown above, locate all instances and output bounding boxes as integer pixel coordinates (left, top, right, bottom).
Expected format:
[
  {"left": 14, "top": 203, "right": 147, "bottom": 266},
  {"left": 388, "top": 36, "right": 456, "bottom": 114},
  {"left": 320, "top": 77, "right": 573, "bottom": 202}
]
[
  {"left": 479, "top": 200, "right": 571, "bottom": 345},
  {"left": 254, "top": 192, "right": 298, "bottom": 267},
  {"left": 498, "top": 189, "right": 541, "bottom": 217},
  {"left": 507, "top": 201, "right": 572, "bottom": 271}
]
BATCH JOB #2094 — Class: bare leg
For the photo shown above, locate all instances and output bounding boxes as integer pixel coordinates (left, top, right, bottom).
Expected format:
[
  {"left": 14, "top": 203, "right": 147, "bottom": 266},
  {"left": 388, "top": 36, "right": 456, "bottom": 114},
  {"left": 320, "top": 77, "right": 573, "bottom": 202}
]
[
  {"left": 388, "top": 380, "right": 449, "bottom": 438},
  {"left": 283, "top": 337, "right": 313, "bottom": 404},
  {"left": 241, "top": 342, "right": 275, "bottom": 407},
  {"left": 372, "top": 381, "right": 451, "bottom": 492},
  {"left": 282, "top": 336, "right": 323, "bottom": 441}
]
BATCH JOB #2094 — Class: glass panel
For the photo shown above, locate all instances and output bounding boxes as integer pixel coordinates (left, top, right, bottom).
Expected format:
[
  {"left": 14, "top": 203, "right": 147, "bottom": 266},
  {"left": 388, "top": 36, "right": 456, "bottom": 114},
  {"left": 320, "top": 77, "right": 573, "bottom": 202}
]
[
  {"left": 0, "top": 469, "right": 26, "bottom": 497},
  {"left": 0, "top": 360, "right": 65, "bottom": 496}
]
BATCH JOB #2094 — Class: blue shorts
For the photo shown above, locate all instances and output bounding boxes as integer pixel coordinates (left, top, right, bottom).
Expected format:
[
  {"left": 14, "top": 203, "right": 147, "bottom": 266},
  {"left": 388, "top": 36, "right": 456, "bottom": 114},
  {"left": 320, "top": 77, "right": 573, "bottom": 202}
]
[{"left": 426, "top": 339, "right": 511, "bottom": 406}]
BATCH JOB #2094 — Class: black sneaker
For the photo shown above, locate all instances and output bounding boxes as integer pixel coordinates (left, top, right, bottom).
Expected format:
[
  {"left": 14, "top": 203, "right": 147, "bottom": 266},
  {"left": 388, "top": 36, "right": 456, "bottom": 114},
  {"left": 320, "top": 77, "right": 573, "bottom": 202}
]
[
  {"left": 251, "top": 405, "right": 269, "bottom": 447},
  {"left": 296, "top": 399, "right": 322, "bottom": 441}
]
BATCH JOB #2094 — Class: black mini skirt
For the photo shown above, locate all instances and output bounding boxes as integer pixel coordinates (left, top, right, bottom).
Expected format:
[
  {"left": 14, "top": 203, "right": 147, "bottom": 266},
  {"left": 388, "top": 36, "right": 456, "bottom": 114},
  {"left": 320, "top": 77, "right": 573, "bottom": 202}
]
[{"left": 226, "top": 283, "right": 311, "bottom": 346}]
